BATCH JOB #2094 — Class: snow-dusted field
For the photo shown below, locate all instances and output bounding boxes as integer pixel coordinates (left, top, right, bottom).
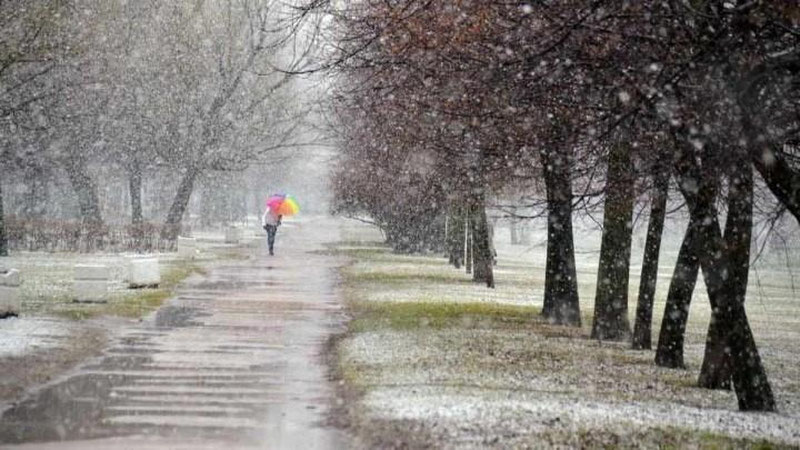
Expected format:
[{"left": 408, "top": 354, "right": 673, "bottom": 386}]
[
  {"left": 0, "top": 227, "right": 263, "bottom": 316},
  {"left": 335, "top": 220, "right": 800, "bottom": 448},
  {"left": 2, "top": 252, "right": 172, "bottom": 314},
  {"left": 0, "top": 230, "right": 259, "bottom": 409},
  {"left": 0, "top": 317, "right": 77, "bottom": 358}
]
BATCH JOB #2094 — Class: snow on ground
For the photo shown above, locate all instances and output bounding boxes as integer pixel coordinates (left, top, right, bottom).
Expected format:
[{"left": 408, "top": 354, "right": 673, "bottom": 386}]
[
  {"left": 336, "top": 220, "right": 800, "bottom": 447},
  {"left": 362, "top": 387, "right": 800, "bottom": 447},
  {"left": 0, "top": 226, "right": 264, "bottom": 316},
  {"left": 342, "top": 327, "right": 800, "bottom": 446},
  {"left": 2, "top": 252, "right": 176, "bottom": 315},
  {"left": 0, "top": 228, "right": 263, "bottom": 409},
  {"left": 0, "top": 317, "right": 75, "bottom": 358}
]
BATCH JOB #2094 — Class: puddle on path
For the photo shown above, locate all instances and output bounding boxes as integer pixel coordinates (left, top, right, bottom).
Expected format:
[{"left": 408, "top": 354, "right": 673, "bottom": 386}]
[
  {"left": 0, "top": 218, "right": 351, "bottom": 449},
  {"left": 0, "top": 318, "right": 79, "bottom": 358}
]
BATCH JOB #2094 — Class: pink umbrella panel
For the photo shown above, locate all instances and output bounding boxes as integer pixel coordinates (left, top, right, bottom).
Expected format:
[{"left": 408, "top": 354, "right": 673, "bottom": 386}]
[{"left": 266, "top": 194, "right": 300, "bottom": 216}]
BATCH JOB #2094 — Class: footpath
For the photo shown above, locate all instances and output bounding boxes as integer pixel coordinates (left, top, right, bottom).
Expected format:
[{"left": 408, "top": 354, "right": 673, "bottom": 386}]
[{"left": 0, "top": 217, "right": 350, "bottom": 449}]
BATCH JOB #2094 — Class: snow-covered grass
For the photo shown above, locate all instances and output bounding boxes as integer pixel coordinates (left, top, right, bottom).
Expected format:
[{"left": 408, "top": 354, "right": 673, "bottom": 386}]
[
  {"left": 332, "top": 222, "right": 800, "bottom": 448},
  {"left": 1, "top": 236, "right": 251, "bottom": 320},
  {"left": 346, "top": 301, "right": 543, "bottom": 333},
  {"left": 0, "top": 317, "right": 79, "bottom": 358},
  {"left": 0, "top": 233, "right": 253, "bottom": 409}
]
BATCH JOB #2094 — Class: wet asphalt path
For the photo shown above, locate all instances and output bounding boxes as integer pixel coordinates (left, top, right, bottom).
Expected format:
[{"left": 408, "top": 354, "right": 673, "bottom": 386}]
[{"left": 0, "top": 218, "right": 350, "bottom": 449}]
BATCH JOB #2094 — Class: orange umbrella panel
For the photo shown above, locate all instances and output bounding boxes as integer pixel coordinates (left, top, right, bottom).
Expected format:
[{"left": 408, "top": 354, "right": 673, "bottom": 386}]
[{"left": 266, "top": 195, "right": 300, "bottom": 216}]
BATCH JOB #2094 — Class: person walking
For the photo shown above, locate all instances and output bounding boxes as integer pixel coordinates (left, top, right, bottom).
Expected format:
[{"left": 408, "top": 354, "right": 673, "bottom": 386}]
[{"left": 261, "top": 206, "right": 282, "bottom": 255}]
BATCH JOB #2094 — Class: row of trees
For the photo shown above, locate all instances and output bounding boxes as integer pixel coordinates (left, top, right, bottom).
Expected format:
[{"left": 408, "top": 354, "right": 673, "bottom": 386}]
[
  {"left": 1, "top": 0, "right": 320, "bottom": 254},
  {"left": 327, "top": 1, "right": 800, "bottom": 412}
]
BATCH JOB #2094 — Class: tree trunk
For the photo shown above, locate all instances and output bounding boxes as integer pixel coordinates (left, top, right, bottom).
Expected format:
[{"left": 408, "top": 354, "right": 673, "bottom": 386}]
[
  {"left": 64, "top": 155, "right": 104, "bottom": 250},
  {"left": 675, "top": 152, "right": 776, "bottom": 411},
  {"left": 161, "top": 168, "right": 199, "bottom": 241},
  {"left": 591, "top": 144, "right": 634, "bottom": 340},
  {"left": 465, "top": 217, "right": 472, "bottom": 275},
  {"left": 444, "top": 215, "right": 449, "bottom": 257},
  {"left": 519, "top": 222, "right": 530, "bottom": 245},
  {"left": 470, "top": 196, "right": 495, "bottom": 288},
  {"left": 752, "top": 149, "right": 800, "bottom": 224},
  {"left": 632, "top": 166, "right": 670, "bottom": 350},
  {"left": 130, "top": 160, "right": 143, "bottom": 226},
  {"left": 698, "top": 165, "right": 755, "bottom": 390},
  {"left": 654, "top": 218, "right": 701, "bottom": 368},
  {"left": 129, "top": 160, "right": 144, "bottom": 251},
  {"left": 447, "top": 204, "right": 465, "bottom": 269},
  {"left": 736, "top": 66, "right": 800, "bottom": 225},
  {"left": 488, "top": 220, "right": 497, "bottom": 266},
  {"left": 22, "top": 166, "right": 48, "bottom": 219},
  {"left": 697, "top": 312, "right": 731, "bottom": 389},
  {"left": 540, "top": 147, "right": 581, "bottom": 326},
  {"left": 0, "top": 179, "right": 7, "bottom": 257},
  {"left": 510, "top": 218, "right": 519, "bottom": 245},
  {"left": 64, "top": 157, "right": 103, "bottom": 227}
]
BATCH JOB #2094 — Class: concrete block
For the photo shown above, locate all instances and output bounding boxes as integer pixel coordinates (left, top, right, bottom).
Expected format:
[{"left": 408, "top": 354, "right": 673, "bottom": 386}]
[
  {"left": 74, "top": 264, "right": 109, "bottom": 303},
  {"left": 127, "top": 256, "right": 160, "bottom": 288},
  {"left": 0, "top": 286, "right": 20, "bottom": 317},
  {"left": 0, "top": 269, "right": 21, "bottom": 316},
  {"left": 0, "top": 268, "right": 21, "bottom": 287},
  {"left": 74, "top": 280, "right": 108, "bottom": 303},
  {"left": 225, "top": 227, "right": 244, "bottom": 244},
  {"left": 177, "top": 237, "right": 197, "bottom": 258},
  {"left": 75, "top": 264, "right": 110, "bottom": 281}
]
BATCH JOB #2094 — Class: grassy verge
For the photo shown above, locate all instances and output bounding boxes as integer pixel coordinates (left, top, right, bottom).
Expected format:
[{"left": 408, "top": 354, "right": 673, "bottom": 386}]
[
  {"left": 318, "top": 244, "right": 448, "bottom": 266},
  {"left": 348, "top": 300, "right": 541, "bottom": 332},
  {"left": 52, "top": 260, "right": 207, "bottom": 321},
  {"left": 565, "top": 428, "right": 781, "bottom": 450},
  {"left": 0, "top": 243, "right": 248, "bottom": 412},
  {"left": 330, "top": 239, "right": 795, "bottom": 449},
  {"left": 10, "top": 242, "right": 249, "bottom": 322}
]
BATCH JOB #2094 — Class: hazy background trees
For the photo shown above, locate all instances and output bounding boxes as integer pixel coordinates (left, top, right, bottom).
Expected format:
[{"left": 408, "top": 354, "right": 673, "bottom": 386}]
[{"left": 1, "top": 0, "right": 327, "bottom": 252}]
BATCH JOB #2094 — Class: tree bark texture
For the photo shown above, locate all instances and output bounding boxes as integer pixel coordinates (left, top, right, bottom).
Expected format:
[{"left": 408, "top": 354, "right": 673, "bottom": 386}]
[
  {"left": 654, "top": 219, "right": 701, "bottom": 368},
  {"left": 63, "top": 154, "right": 104, "bottom": 250},
  {"left": 447, "top": 204, "right": 465, "bottom": 269},
  {"left": 162, "top": 168, "right": 199, "bottom": 241},
  {"left": 465, "top": 217, "right": 472, "bottom": 275},
  {"left": 632, "top": 166, "right": 670, "bottom": 350},
  {"left": 510, "top": 218, "right": 519, "bottom": 245},
  {"left": 540, "top": 147, "right": 581, "bottom": 326},
  {"left": 675, "top": 150, "right": 776, "bottom": 411},
  {"left": 591, "top": 144, "right": 634, "bottom": 340},
  {"left": 129, "top": 160, "right": 143, "bottom": 226},
  {"left": 0, "top": 179, "right": 7, "bottom": 257},
  {"left": 129, "top": 160, "right": 144, "bottom": 250},
  {"left": 739, "top": 82, "right": 800, "bottom": 225},
  {"left": 752, "top": 148, "right": 800, "bottom": 224},
  {"left": 64, "top": 156, "right": 104, "bottom": 228},
  {"left": 469, "top": 196, "right": 495, "bottom": 288},
  {"left": 22, "top": 166, "right": 48, "bottom": 218},
  {"left": 698, "top": 164, "right": 755, "bottom": 390}
]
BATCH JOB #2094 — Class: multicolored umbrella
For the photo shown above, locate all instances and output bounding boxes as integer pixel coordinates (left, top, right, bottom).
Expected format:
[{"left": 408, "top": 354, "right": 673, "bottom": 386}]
[{"left": 266, "top": 194, "right": 300, "bottom": 216}]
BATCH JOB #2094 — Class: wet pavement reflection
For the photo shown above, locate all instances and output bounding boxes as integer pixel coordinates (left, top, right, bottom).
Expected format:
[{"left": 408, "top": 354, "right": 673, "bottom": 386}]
[{"left": 0, "top": 218, "right": 350, "bottom": 449}]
